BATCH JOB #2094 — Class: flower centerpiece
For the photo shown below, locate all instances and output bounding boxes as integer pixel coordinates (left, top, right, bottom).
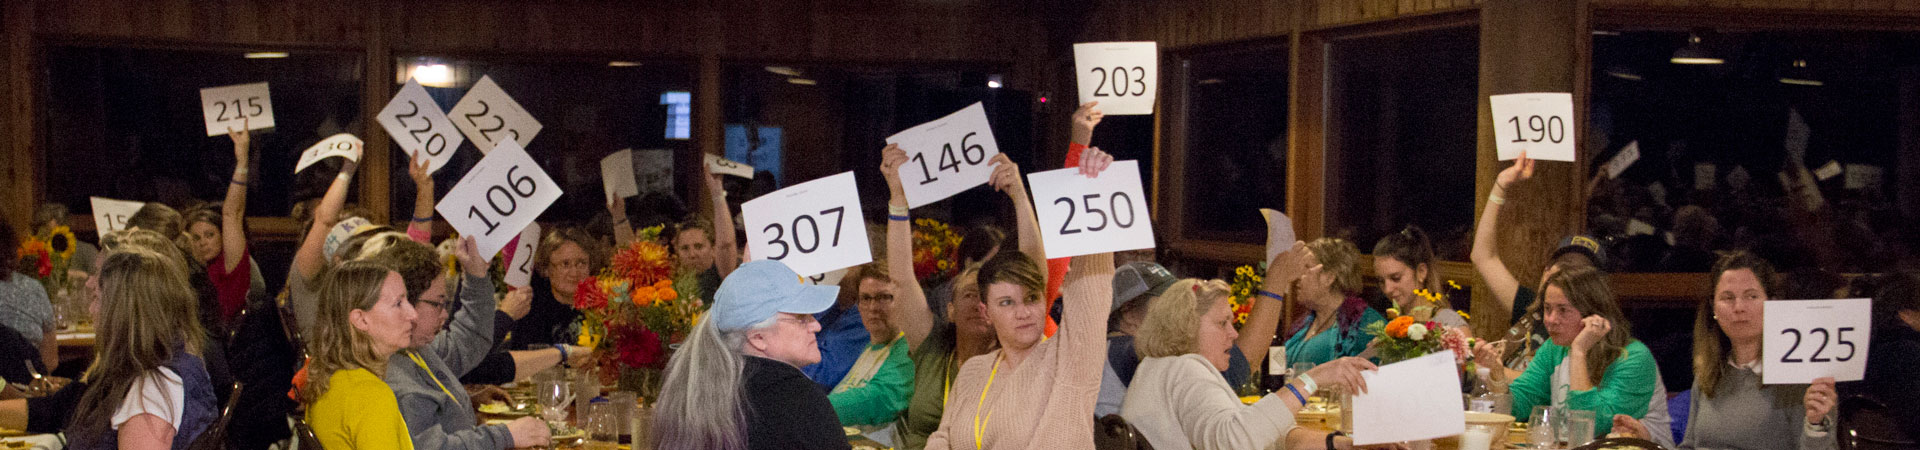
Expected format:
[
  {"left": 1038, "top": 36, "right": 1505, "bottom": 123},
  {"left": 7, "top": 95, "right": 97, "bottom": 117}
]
[
  {"left": 572, "top": 226, "right": 708, "bottom": 393},
  {"left": 15, "top": 225, "right": 77, "bottom": 298},
  {"left": 1365, "top": 288, "right": 1475, "bottom": 364},
  {"left": 1226, "top": 263, "right": 1264, "bottom": 328},
  {"left": 910, "top": 218, "right": 962, "bottom": 285}
]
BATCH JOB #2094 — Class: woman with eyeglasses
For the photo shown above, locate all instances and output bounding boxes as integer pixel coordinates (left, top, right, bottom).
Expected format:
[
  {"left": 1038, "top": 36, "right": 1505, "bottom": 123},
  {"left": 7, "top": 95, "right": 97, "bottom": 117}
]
[
  {"left": 824, "top": 263, "right": 914, "bottom": 442},
  {"left": 503, "top": 227, "right": 606, "bottom": 350}
]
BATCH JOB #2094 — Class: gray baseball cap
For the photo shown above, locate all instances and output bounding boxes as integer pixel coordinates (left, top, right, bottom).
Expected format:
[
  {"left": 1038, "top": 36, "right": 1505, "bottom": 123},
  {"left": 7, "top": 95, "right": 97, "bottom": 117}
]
[{"left": 1112, "top": 262, "right": 1177, "bottom": 312}]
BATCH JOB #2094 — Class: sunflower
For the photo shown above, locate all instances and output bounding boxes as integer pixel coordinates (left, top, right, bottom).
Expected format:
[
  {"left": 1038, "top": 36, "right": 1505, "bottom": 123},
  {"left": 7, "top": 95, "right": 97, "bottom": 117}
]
[{"left": 47, "top": 226, "right": 76, "bottom": 260}]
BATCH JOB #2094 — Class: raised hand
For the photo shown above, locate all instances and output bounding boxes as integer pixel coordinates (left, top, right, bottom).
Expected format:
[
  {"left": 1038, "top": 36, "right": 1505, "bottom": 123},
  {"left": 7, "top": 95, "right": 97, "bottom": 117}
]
[
  {"left": 500, "top": 288, "right": 533, "bottom": 320},
  {"left": 1496, "top": 150, "right": 1536, "bottom": 191},
  {"left": 1077, "top": 146, "right": 1114, "bottom": 178},
  {"left": 1071, "top": 101, "right": 1104, "bottom": 145},
  {"left": 229, "top": 118, "right": 252, "bottom": 163},
  {"left": 880, "top": 144, "right": 908, "bottom": 201},
  {"left": 1263, "top": 240, "right": 1316, "bottom": 289},
  {"left": 453, "top": 237, "right": 489, "bottom": 278},
  {"left": 408, "top": 151, "right": 433, "bottom": 192},
  {"left": 988, "top": 153, "right": 1026, "bottom": 197}
]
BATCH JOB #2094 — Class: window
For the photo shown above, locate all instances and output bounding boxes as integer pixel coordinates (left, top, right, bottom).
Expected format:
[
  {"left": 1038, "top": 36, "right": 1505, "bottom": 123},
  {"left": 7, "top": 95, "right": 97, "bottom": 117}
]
[
  {"left": 43, "top": 47, "right": 366, "bottom": 219},
  {"left": 1588, "top": 30, "right": 1920, "bottom": 273},
  {"left": 721, "top": 65, "right": 1029, "bottom": 226},
  {"left": 1172, "top": 44, "right": 1290, "bottom": 245},
  {"left": 387, "top": 57, "right": 695, "bottom": 227},
  {"left": 1324, "top": 26, "right": 1481, "bottom": 260}
]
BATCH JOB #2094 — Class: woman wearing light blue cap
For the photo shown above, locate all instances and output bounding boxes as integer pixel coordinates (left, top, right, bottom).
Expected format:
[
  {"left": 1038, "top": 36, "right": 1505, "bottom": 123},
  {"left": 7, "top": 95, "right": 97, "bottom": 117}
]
[{"left": 653, "top": 259, "right": 851, "bottom": 450}]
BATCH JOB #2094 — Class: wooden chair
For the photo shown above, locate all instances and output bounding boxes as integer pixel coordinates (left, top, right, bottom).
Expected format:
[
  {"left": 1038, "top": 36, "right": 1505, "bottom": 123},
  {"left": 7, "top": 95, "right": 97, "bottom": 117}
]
[
  {"left": 187, "top": 382, "right": 244, "bottom": 450},
  {"left": 1094, "top": 414, "right": 1155, "bottom": 450},
  {"left": 1838, "top": 395, "right": 1918, "bottom": 450},
  {"left": 1572, "top": 437, "right": 1665, "bottom": 450}
]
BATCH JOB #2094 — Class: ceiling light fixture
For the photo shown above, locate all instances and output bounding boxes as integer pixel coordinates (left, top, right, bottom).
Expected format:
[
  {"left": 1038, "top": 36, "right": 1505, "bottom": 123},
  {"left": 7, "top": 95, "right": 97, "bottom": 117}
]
[{"left": 1670, "top": 34, "right": 1723, "bottom": 65}]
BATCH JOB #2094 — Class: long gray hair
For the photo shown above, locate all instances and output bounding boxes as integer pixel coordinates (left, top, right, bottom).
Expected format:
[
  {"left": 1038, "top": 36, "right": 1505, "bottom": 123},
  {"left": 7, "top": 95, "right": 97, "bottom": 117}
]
[{"left": 652, "top": 314, "right": 778, "bottom": 450}]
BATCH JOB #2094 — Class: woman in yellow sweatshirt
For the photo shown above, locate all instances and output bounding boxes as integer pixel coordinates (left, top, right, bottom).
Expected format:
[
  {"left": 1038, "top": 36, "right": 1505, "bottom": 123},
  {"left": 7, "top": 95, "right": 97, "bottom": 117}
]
[{"left": 301, "top": 260, "right": 421, "bottom": 450}]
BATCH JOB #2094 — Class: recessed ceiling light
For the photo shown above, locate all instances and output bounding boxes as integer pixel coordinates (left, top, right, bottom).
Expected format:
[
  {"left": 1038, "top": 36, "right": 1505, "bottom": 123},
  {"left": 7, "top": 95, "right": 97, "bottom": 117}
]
[
  {"left": 244, "top": 52, "right": 289, "bottom": 59},
  {"left": 788, "top": 78, "right": 817, "bottom": 85},
  {"left": 608, "top": 61, "right": 641, "bottom": 67}
]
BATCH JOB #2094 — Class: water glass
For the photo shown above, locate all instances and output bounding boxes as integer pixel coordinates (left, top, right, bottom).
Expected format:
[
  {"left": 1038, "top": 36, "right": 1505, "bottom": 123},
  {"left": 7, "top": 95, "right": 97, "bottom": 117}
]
[
  {"left": 1459, "top": 423, "right": 1500, "bottom": 450},
  {"left": 582, "top": 402, "right": 619, "bottom": 450},
  {"left": 609, "top": 391, "right": 638, "bottom": 439},
  {"left": 1558, "top": 409, "right": 1596, "bottom": 447},
  {"left": 1527, "top": 406, "right": 1556, "bottom": 449}
]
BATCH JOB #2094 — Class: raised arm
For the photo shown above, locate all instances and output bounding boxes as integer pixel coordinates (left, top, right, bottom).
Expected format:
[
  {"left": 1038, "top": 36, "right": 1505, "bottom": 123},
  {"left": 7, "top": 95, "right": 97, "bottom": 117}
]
[
  {"left": 221, "top": 123, "right": 252, "bottom": 273},
  {"left": 1239, "top": 241, "right": 1314, "bottom": 372},
  {"left": 705, "top": 163, "right": 739, "bottom": 277},
  {"left": 294, "top": 159, "right": 358, "bottom": 280},
  {"left": 430, "top": 237, "right": 498, "bottom": 375},
  {"left": 404, "top": 152, "right": 435, "bottom": 244},
  {"left": 990, "top": 154, "right": 1046, "bottom": 283},
  {"left": 1470, "top": 151, "right": 1534, "bottom": 317},
  {"left": 607, "top": 195, "right": 635, "bottom": 247},
  {"left": 879, "top": 144, "right": 932, "bottom": 350}
]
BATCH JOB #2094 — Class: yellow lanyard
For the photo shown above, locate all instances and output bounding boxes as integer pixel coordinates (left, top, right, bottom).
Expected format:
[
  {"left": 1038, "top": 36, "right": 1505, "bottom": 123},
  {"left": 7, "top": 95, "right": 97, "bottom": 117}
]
[
  {"left": 972, "top": 355, "right": 1002, "bottom": 450},
  {"left": 406, "top": 350, "right": 460, "bottom": 404},
  {"left": 942, "top": 352, "right": 958, "bottom": 406}
]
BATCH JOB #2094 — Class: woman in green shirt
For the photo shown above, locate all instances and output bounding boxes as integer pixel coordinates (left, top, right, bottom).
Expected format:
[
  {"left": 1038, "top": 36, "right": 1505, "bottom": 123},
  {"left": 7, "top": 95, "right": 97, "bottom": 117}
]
[
  {"left": 827, "top": 264, "right": 915, "bottom": 437},
  {"left": 1282, "top": 238, "right": 1385, "bottom": 367},
  {"left": 1491, "top": 266, "right": 1657, "bottom": 438}
]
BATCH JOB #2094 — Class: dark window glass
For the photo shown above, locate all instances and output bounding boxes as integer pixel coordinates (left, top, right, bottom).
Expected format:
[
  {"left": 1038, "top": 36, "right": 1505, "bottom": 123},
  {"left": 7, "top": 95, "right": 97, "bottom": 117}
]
[
  {"left": 1325, "top": 26, "right": 1481, "bottom": 260},
  {"left": 1177, "top": 45, "right": 1290, "bottom": 244}
]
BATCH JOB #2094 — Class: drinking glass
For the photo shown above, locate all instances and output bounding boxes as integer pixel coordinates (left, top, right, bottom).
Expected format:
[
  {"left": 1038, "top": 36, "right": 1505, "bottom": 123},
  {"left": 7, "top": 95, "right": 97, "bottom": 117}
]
[
  {"left": 1460, "top": 423, "right": 1500, "bottom": 450},
  {"left": 609, "top": 391, "right": 638, "bottom": 440},
  {"left": 537, "top": 378, "right": 572, "bottom": 425},
  {"left": 1558, "top": 409, "right": 1596, "bottom": 447},
  {"left": 1527, "top": 406, "right": 1557, "bottom": 449},
  {"left": 582, "top": 402, "right": 618, "bottom": 450}
]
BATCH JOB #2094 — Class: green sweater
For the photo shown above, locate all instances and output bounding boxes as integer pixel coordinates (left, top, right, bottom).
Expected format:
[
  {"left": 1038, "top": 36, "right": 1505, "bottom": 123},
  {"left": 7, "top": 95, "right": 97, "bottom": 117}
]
[
  {"left": 1509, "top": 340, "right": 1658, "bottom": 437},
  {"left": 828, "top": 335, "right": 915, "bottom": 427}
]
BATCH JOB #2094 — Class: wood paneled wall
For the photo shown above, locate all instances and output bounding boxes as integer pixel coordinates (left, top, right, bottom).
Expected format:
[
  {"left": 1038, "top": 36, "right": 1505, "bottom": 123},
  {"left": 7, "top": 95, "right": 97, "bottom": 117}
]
[
  {"left": 1, "top": 0, "right": 1046, "bottom": 222},
  {"left": 1592, "top": 0, "right": 1920, "bottom": 10}
]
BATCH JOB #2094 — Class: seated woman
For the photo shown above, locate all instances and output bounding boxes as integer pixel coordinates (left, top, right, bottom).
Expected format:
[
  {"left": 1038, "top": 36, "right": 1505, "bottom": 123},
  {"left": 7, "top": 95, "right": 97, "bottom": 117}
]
[
  {"left": 1610, "top": 252, "right": 1836, "bottom": 449},
  {"left": 1470, "top": 152, "right": 1603, "bottom": 374},
  {"left": 1283, "top": 238, "right": 1386, "bottom": 367},
  {"left": 504, "top": 227, "right": 604, "bottom": 350},
  {"left": 302, "top": 261, "right": 420, "bottom": 450},
  {"left": 924, "top": 250, "right": 1113, "bottom": 449},
  {"left": 0, "top": 216, "right": 57, "bottom": 373},
  {"left": 1373, "top": 226, "right": 1467, "bottom": 328},
  {"left": 1494, "top": 266, "right": 1657, "bottom": 438},
  {"left": 827, "top": 263, "right": 914, "bottom": 442},
  {"left": 65, "top": 248, "right": 219, "bottom": 450},
  {"left": 1122, "top": 278, "right": 1381, "bottom": 450},
  {"left": 653, "top": 260, "right": 847, "bottom": 450}
]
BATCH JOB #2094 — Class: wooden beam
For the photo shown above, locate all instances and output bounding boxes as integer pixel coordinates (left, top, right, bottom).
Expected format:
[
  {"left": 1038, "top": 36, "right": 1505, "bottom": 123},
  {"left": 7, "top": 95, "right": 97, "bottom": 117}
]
[{"left": 3, "top": 0, "right": 36, "bottom": 224}]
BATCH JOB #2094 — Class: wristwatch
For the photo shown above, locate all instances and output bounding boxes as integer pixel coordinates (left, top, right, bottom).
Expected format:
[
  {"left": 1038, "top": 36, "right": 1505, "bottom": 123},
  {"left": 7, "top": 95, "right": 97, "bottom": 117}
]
[{"left": 1326, "top": 430, "right": 1345, "bottom": 450}]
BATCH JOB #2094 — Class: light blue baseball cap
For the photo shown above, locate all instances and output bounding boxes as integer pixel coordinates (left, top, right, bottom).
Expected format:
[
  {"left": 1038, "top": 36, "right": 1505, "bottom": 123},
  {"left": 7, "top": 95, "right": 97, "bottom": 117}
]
[{"left": 709, "top": 260, "right": 840, "bottom": 332}]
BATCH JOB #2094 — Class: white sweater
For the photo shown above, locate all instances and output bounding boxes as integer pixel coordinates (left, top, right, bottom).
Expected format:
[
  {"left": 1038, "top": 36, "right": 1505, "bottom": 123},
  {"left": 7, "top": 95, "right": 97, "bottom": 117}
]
[{"left": 1121, "top": 354, "right": 1298, "bottom": 450}]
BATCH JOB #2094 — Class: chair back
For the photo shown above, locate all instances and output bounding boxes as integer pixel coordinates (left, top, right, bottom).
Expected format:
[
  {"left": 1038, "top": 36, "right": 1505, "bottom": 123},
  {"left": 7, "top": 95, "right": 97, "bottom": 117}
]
[
  {"left": 186, "top": 382, "right": 245, "bottom": 450},
  {"left": 1838, "top": 395, "right": 1918, "bottom": 450},
  {"left": 286, "top": 414, "right": 326, "bottom": 450},
  {"left": 1094, "top": 414, "right": 1155, "bottom": 450}
]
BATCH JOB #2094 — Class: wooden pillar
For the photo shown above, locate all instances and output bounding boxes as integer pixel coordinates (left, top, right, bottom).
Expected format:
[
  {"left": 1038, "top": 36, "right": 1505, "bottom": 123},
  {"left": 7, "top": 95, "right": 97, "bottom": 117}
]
[
  {"left": 1472, "top": 0, "right": 1588, "bottom": 337},
  {"left": 2, "top": 0, "right": 35, "bottom": 224},
  {"left": 692, "top": 55, "right": 722, "bottom": 217},
  {"left": 361, "top": 0, "right": 391, "bottom": 224}
]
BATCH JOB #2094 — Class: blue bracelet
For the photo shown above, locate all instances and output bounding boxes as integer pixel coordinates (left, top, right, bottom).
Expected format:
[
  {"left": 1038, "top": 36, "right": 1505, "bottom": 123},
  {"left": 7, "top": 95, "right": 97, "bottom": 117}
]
[
  {"left": 1257, "top": 290, "right": 1285, "bottom": 302},
  {"left": 411, "top": 216, "right": 434, "bottom": 223},
  {"left": 1284, "top": 383, "right": 1308, "bottom": 405},
  {"left": 887, "top": 214, "right": 910, "bottom": 222},
  {"left": 557, "top": 345, "right": 571, "bottom": 367}
]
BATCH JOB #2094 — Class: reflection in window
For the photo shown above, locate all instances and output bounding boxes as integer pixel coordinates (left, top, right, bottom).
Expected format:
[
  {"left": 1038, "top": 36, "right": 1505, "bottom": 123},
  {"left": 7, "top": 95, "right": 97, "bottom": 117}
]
[
  {"left": 388, "top": 57, "right": 694, "bottom": 227},
  {"left": 1177, "top": 44, "right": 1290, "bottom": 244},
  {"left": 44, "top": 47, "right": 366, "bottom": 218},
  {"left": 724, "top": 124, "right": 784, "bottom": 186},
  {"left": 662, "top": 91, "right": 692, "bottom": 140},
  {"left": 1325, "top": 26, "right": 1480, "bottom": 260},
  {"left": 1588, "top": 30, "right": 1920, "bottom": 273}
]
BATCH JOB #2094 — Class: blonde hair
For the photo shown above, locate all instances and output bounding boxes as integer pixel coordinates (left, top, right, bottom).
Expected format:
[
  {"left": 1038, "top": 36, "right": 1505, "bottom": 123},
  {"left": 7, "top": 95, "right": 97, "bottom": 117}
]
[
  {"left": 301, "top": 261, "right": 396, "bottom": 403},
  {"left": 1136, "top": 279, "right": 1232, "bottom": 359},
  {"left": 1306, "top": 238, "right": 1363, "bottom": 296},
  {"left": 70, "top": 248, "right": 206, "bottom": 449}
]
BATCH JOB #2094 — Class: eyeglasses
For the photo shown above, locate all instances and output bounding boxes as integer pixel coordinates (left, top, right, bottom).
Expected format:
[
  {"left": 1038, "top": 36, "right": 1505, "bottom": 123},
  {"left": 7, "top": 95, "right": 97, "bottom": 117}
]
[{"left": 417, "top": 299, "right": 448, "bottom": 311}]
